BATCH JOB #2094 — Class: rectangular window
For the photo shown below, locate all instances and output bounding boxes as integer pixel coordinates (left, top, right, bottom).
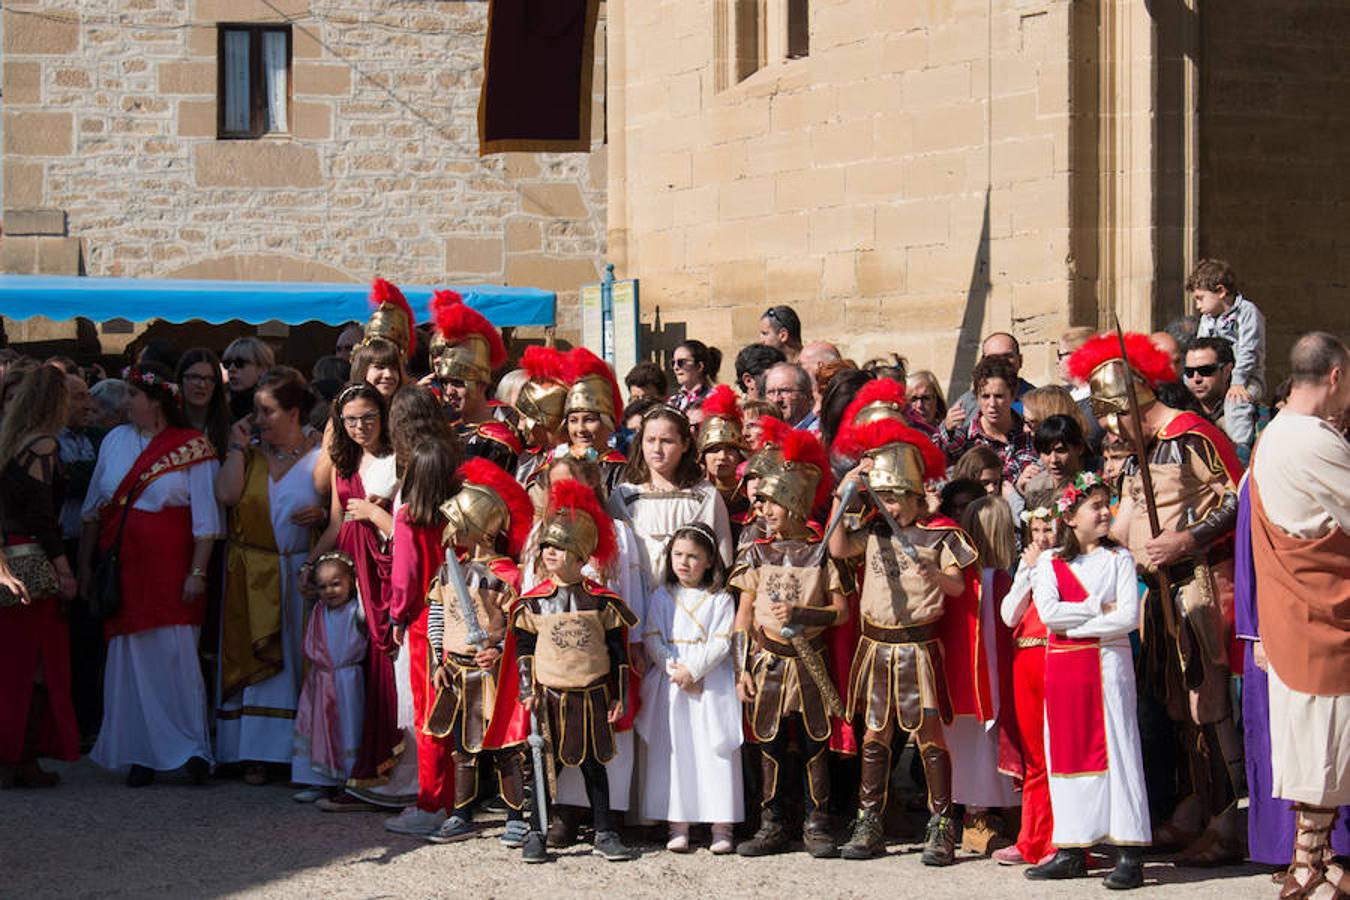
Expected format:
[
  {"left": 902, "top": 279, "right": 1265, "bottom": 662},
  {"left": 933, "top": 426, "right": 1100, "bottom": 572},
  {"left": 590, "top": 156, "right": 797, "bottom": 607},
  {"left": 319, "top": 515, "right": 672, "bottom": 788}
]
[
  {"left": 786, "top": 0, "right": 809, "bottom": 59},
  {"left": 217, "top": 25, "right": 291, "bottom": 139}
]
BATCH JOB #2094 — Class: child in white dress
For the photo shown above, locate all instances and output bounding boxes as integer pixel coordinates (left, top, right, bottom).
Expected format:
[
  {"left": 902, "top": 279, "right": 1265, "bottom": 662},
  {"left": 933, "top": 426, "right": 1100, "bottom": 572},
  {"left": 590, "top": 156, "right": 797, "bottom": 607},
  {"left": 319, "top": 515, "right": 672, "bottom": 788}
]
[
  {"left": 637, "top": 522, "right": 743, "bottom": 853},
  {"left": 291, "top": 552, "right": 367, "bottom": 801}
]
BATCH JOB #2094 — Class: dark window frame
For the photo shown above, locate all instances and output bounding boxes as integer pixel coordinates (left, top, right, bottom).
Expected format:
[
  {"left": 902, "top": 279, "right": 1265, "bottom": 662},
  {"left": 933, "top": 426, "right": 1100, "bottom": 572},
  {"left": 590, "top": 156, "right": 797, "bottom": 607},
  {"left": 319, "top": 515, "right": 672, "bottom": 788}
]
[{"left": 216, "top": 24, "right": 293, "bottom": 140}]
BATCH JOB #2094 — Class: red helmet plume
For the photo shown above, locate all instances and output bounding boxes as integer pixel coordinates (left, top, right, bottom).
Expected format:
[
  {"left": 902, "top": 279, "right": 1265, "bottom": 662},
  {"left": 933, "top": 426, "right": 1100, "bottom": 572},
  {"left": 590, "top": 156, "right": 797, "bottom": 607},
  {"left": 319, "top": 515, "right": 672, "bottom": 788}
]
[
  {"left": 520, "top": 345, "right": 567, "bottom": 384},
  {"left": 1068, "top": 332, "right": 1176, "bottom": 388},
  {"left": 755, "top": 417, "right": 833, "bottom": 515},
  {"left": 839, "top": 377, "right": 907, "bottom": 432},
  {"left": 836, "top": 418, "right": 947, "bottom": 482},
  {"left": 458, "top": 457, "right": 533, "bottom": 558},
  {"left": 545, "top": 479, "right": 617, "bottom": 568},
  {"left": 431, "top": 290, "right": 507, "bottom": 370},
  {"left": 699, "top": 384, "right": 742, "bottom": 424}
]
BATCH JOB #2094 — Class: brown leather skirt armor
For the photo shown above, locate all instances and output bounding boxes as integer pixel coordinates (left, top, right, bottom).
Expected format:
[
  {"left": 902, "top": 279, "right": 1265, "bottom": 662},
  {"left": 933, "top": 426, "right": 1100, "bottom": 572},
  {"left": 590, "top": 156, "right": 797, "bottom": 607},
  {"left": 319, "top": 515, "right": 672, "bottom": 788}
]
[
  {"left": 847, "top": 620, "right": 953, "bottom": 734},
  {"left": 746, "top": 630, "right": 833, "bottom": 744},
  {"left": 541, "top": 681, "right": 618, "bottom": 768},
  {"left": 424, "top": 653, "right": 499, "bottom": 753}
]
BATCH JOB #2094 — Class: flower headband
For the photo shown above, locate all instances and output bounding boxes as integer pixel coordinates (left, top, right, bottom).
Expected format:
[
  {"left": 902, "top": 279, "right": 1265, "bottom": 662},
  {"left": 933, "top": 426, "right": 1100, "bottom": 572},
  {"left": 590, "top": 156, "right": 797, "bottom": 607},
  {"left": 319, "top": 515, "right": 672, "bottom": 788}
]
[
  {"left": 551, "top": 443, "right": 600, "bottom": 462},
  {"left": 1019, "top": 505, "right": 1056, "bottom": 524},
  {"left": 123, "top": 365, "right": 180, "bottom": 398},
  {"left": 1054, "top": 471, "right": 1107, "bottom": 516},
  {"left": 315, "top": 550, "right": 355, "bottom": 571}
]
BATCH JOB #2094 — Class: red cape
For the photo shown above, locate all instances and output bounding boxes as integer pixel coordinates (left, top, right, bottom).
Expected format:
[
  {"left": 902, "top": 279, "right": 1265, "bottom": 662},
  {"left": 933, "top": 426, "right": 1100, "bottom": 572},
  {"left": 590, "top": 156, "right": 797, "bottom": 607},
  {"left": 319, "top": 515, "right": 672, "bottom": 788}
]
[
  {"left": 930, "top": 515, "right": 995, "bottom": 722},
  {"left": 1158, "top": 411, "right": 1245, "bottom": 485}
]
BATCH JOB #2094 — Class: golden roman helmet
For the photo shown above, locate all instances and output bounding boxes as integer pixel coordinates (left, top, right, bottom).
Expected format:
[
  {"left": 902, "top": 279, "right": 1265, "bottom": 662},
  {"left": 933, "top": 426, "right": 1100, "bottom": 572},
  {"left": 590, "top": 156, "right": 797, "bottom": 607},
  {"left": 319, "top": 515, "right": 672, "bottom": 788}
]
[
  {"left": 863, "top": 442, "right": 926, "bottom": 497},
  {"left": 431, "top": 333, "right": 495, "bottom": 385},
  {"left": 429, "top": 290, "right": 507, "bottom": 386},
  {"left": 695, "top": 384, "right": 747, "bottom": 455},
  {"left": 538, "top": 510, "right": 599, "bottom": 563},
  {"left": 757, "top": 464, "right": 821, "bottom": 521},
  {"left": 1087, "top": 358, "right": 1157, "bottom": 421},
  {"left": 561, "top": 348, "right": 620, "bottom": 423},
  {"left": 742, "top": 444, "right": 782, "bottom": 478},
  {"left": 439, "top": 484, "right": 509, "bottom": 552},
  {"left": 361, "top": 278, "right": 415, "bottom": 358},
  {"left": 516, "top": 379, "right": 568, "bottom": 436},
  {"left": 753, "top": 420, "right": 829, "bottom": 520}
]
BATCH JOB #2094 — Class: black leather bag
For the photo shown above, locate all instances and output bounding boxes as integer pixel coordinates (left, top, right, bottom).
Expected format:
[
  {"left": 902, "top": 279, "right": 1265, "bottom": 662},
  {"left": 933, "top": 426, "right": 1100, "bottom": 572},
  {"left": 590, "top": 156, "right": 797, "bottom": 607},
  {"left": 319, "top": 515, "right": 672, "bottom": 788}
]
[{"left": 90, "top": 497, "right": 135, "bottom": 620}]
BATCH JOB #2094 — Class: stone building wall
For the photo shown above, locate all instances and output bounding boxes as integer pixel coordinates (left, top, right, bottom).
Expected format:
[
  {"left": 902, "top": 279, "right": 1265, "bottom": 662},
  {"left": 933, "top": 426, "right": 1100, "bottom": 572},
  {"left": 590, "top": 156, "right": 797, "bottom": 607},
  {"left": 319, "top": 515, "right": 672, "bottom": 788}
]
[
  {"left": 2, "top": 0, "right": 607, "bottom": 345},
  {"left": 607, "top": 0, "right": 1082, "bottom": 389}
]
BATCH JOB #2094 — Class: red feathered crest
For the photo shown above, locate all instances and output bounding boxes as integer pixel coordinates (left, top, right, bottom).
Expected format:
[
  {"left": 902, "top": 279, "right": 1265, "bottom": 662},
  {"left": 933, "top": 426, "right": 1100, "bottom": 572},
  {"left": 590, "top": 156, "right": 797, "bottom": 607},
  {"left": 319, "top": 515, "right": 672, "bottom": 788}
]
[
  {"left": 458, "top": 457, "right": 533, "bottom": 558},
  {"left": 699, "top": 384, "right": 742, "bottom": 424},
  {"left": 756, "top": 415, "right": 834, "bottom": 513},
  {"left": 560, "top": 347, "right": 621, "bottom": 410},
  {"left": 520, "top": 345, "right": 567, "bottom": 384},
  {"left": 546, "top": 479, "right": 617, "bottom": 567},
  {"left": 839, "top": 377, "right": 907, "bottom": 432},
  {"left": 368, "top": 277, "right": 415, "bottom": 357},
  {"left": 1068, "top": 332, "right": 1176, "bottom": 387},
  {"left": 431, "top": 290, "right": 507, "bottom": 369},
  {"left": 836, "top": 418, "right": 947, "bottom": 482}
]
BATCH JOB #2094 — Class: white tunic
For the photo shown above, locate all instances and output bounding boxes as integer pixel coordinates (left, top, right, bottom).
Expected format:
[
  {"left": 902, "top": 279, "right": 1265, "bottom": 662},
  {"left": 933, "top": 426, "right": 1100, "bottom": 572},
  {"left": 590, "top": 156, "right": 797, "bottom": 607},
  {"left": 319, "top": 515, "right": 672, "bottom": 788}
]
[
  {"left": 215, "top": 447, "right": 321, "bottom": 765},
  {"left": 943, "top": 566, "right": 1020, "bottom": 808},
  {"left": 607, "top": 480, "right": 734, "bottom": 591},
  {"left": 291, "top": 600, "right": 367, "bottom": 786},
  {"left": 636, "top": 585, "right": 743, "bottom": 824},
  {"left": 521, "top": 517, "right": 646, "bottom": 812},
  {"left": 82, "top": 425, "right": 223, "bottom": 772},
  {"left": 1032, "top": 545, "right": 1150, "bottom": 847}
]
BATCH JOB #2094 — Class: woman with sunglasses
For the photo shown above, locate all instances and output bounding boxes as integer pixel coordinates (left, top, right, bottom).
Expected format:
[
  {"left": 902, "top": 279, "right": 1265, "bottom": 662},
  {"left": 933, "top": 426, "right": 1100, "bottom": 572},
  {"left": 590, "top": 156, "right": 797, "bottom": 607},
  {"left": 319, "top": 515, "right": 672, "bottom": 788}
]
[
  {"left": 667, "top": 340, "right": 722, "bottom": 413},
  {"left": 221, "top": 337, "right": 276, "bottom": 423}
]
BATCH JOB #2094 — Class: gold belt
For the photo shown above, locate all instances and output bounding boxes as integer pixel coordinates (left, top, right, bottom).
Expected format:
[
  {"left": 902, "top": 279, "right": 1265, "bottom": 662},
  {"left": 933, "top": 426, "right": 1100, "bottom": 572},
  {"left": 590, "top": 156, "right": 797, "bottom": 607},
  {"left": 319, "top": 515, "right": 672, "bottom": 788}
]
[{"left": 1015, "top": 636, "right": 1048, "bottom": 649}]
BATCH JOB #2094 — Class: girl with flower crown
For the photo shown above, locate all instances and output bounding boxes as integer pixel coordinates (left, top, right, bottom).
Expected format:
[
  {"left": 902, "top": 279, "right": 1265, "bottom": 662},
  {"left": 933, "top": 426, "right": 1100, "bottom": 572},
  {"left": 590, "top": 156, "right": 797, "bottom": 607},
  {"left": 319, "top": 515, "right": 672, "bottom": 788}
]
[{"left": 1024, "top": 472, "right": 1149, "bottom": 890}]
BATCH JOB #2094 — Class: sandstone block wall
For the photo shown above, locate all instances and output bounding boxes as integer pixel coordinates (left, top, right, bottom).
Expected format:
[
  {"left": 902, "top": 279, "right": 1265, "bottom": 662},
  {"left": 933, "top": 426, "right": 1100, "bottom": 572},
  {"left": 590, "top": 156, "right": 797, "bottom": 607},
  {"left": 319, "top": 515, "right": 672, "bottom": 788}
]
[
  {"left": 1, "top": 0, "right": 607, "bottom": 345},
  {"left": 609, "top": 0, "right": 1081, "bottom": 391}
]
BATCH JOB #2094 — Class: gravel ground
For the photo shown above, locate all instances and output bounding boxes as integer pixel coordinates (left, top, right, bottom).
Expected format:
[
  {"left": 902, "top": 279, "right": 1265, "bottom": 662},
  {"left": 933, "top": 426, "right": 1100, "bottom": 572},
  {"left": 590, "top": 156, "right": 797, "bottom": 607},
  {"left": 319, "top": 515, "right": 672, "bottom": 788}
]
[{"left": 1, "top": 760, "right": 1274, "bottom": 900}]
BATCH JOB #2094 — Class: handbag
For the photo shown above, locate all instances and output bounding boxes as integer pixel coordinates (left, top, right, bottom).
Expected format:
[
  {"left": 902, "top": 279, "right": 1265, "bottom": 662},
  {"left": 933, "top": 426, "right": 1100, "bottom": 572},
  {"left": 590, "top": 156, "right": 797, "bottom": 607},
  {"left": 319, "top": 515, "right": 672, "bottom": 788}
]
[
  {"left": 0, "top": 542, "right": 60, "bottom": 608},
  {"left": 90, "top": 492, "right": 137, "bottom": 620}
]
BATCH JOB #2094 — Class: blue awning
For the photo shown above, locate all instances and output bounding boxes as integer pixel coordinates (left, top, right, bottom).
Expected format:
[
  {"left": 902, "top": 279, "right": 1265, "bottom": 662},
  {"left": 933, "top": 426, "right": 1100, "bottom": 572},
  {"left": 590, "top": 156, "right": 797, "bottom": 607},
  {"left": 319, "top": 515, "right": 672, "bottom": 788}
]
[{"left": 0, "top": 275, "right": 556, "bottom": 328}]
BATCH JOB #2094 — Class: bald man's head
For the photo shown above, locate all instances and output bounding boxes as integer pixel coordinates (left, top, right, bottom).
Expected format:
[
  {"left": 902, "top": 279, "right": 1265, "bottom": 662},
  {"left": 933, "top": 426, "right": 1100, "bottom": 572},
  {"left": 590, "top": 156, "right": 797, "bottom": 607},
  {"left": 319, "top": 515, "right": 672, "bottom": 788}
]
[
  {"left": 981, "top": 332, "right": 1021, "bottom": 373},
  {"left": 1150, "top": 331, "right": 1182, "bottom": 378}
]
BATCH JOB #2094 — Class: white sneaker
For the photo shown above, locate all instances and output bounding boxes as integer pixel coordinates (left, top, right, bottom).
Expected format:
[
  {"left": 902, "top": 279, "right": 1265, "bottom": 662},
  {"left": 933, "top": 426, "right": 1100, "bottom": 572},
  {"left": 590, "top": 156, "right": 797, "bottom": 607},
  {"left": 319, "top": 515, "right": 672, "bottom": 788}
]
[
  {"left": 383, "top": 806, "right": 447, "bottom": 836},
  {"left": 292, "top": 787, "right": 327, "bottom": 803}
]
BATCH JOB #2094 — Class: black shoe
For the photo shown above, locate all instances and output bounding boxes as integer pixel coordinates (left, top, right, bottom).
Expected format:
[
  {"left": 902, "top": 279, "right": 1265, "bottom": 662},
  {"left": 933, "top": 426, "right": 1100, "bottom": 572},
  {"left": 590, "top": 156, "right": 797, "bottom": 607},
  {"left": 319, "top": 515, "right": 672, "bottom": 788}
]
[
  {"left": 1026, "top": 848, "right": 1088, "bottom": 880},
  {"left": 521, "top": 830, "right": 548, "bottom": 864},
  {"left": 546, "top": 809, "right": 579, "bottom": 848},
  {"left": 1104, "top": 849, "right": 1145, "bottom": 890},
  {"left": 592, "top": 830, "right": 638, "bottom": 861},
  {"left": 737, "top": 817, "right": 792, "bottom": 857},
  {"left": 185, "top": 757, "right": 209, "bottom": 786},
  {"left": 127, "top": 765, "right": 156, "bottom": 788},
  {"left": 803, "top": 812, "right": 839, "bottom": 859}
]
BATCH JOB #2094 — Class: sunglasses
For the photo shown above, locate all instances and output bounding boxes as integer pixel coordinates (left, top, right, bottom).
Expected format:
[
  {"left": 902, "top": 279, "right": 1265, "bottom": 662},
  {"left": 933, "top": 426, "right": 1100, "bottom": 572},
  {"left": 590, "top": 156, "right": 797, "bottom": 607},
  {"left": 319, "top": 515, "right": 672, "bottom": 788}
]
[
  {"left": 672, "top": 358, "right": 698, "bottom": 370},
  {"left": 1184, "top": 364, "right": 1221, "bottom": 378},
  {"left": 223, "top": 357, "right": 254, "bottom": 369}
]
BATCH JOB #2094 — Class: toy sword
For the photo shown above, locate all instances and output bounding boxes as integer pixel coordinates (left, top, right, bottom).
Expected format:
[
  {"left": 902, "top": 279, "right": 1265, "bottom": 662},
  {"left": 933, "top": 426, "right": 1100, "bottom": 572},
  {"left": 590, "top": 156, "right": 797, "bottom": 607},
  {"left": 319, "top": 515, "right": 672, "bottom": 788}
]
[
  {"left": 858, "top": 472, "right": 921, "bottom": 563},
  {"left": 442, "top": 546, "right": 490, "bottom": 651}
]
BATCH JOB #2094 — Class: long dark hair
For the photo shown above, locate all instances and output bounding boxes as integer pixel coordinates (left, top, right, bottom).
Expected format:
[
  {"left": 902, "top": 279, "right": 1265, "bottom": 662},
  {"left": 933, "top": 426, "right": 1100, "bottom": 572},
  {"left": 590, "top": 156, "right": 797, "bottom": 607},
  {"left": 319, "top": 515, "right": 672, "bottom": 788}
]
[
  {"left": 402, "top": 438, "right": 459, "bottom": 529},
  {"left": 175, "top": 347, "right": 231, "bottom": 459},
  {"left": 676, "top": 339, "right": 722, "bottom": 385},
  {"left": 621, "top": 405, "right": 703, "bottom": 488},
  {"left": 661, "top": 522, "right": 727, "bottom": 592},
  {"left": 329, "top": 382, "right": 391, "bottom": 478},
  {"left": 389, "top": 385, "right": 459, "bottom": 478},
  {"left": 1056, "top": 484, "right": 1118, "bottom": 560}
]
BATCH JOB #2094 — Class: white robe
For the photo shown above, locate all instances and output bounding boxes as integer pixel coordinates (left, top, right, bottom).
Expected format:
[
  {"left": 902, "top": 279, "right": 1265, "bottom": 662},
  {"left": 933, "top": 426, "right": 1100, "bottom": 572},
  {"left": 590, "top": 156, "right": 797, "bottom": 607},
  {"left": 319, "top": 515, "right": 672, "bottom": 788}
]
[
  {"left": 291, "top": 600, "right": 367, "bottom": 786},
  {"left": 82, "top": 425, "right": 223, "bottom": 772},
  {"left": 1032, "top": 546, "right": 1150, "bottom": 847},
  {"left": 636, "top": 585, "right": 743, "bottom": 824},
  {"left": 943, "top": 567, "right": 1020, "bottom": 808},
  {"left": 215, "top": 447, "right": 320, "bottom": 765},
  {"left": 522, "top": 518, "right": 646, "bottom": 811},
  {"left": 607, "top": 480, "right": 734, "bottom": 591}
]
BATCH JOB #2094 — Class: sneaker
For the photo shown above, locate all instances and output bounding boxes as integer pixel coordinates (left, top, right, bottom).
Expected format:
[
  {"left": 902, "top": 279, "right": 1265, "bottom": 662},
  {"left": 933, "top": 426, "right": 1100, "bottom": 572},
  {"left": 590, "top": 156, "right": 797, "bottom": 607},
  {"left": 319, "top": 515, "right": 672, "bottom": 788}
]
[
  {"left": 993, "top": 844, "right": 1028, "bottom": 866},
  {"left": 921, "top": 814, "right": 957, "bottom": 867},
  {"left": 522, "top": 830, "right": 548, "bottom": 864},
  {"left": 316, "top": 791, "right": 379, "bottom": 812},
  {"left": 499, "top": 819, "right": 530, "bottom": 848},
  {"left": 710, "top": 825, "right": 735, "bottom": 855},
  {"left": 292, "top": 787, "right": 328, "bottom": 803},
  {"left": 840, "top": 809, "right": 885, "bottom": 860},
  {"left": 426, "top": 814, "right": 478, "bottom": 844},
  {"left": 384, "top": 806, "right": 447, "bottom": 836},
  {"left": 593, "top": 830, "right": 639, "bottom": 861}
]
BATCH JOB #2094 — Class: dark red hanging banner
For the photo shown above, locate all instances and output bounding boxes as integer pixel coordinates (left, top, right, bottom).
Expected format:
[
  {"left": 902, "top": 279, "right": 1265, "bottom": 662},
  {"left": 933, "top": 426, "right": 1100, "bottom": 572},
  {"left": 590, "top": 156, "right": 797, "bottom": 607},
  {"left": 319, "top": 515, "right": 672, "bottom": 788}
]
[{"left": 478, "top": 0, "right": 600, "bottom": 155}]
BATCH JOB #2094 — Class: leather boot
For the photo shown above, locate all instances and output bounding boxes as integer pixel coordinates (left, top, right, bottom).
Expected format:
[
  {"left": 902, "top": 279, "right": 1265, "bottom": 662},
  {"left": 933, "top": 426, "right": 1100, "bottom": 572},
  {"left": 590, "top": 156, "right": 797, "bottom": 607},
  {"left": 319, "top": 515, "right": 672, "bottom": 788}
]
[
  {"left": 803, "top": 810, "right": 839, "bottom": 859},
  {"left": 546, "top": 805, "right": 581, "bottom": 848},
  {"left": 1176, "top": 721, "right": 1245, "bottom": 866},
  {"left": 737, "top": 808, "right": 792, "bottom": 857},
  {"left": 841, "top": 741, "right": 890, "bottom": 860},
  {"left": 496, "top": 747, "right": 526, "bottom": 815},
  {"left": 1104, "top": 847, "right": 1145, "bottom": 890},
  {"left": 919, "top": 742, "right": 956, "bottom": 867},
  {"left": 1026, "top": 847, "right": 1088, "bottom": 880},
  {"left": 961, "top": 808, "right": 1009, "bottom": 856}
]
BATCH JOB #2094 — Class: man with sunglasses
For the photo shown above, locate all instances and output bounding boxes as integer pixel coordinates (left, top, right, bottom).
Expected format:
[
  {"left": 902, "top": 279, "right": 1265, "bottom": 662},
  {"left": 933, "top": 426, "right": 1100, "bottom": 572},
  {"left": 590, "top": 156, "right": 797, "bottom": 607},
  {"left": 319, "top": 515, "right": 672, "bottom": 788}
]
[
  {"left": 758, "top": 305, "right": 802, "bottom": 364},
  {"left": 1184, "top": 337, "right": 1252, "bottom": 461}
]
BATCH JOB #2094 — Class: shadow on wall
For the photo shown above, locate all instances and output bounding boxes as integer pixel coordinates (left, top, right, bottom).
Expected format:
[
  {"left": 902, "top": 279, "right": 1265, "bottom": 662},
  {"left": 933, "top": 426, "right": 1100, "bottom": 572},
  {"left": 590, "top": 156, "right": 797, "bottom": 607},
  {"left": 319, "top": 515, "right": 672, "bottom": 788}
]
[{"left": 949, "top": 187, "right": 992, "bottom": 401}]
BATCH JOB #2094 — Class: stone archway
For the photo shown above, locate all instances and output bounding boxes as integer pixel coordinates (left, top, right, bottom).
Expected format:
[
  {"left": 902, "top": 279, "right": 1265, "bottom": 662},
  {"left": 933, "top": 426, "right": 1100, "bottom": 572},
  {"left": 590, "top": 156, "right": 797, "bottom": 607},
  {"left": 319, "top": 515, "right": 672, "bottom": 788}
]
[{"left": 163, "top": 253, "right": 361, "bottom": 284}]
